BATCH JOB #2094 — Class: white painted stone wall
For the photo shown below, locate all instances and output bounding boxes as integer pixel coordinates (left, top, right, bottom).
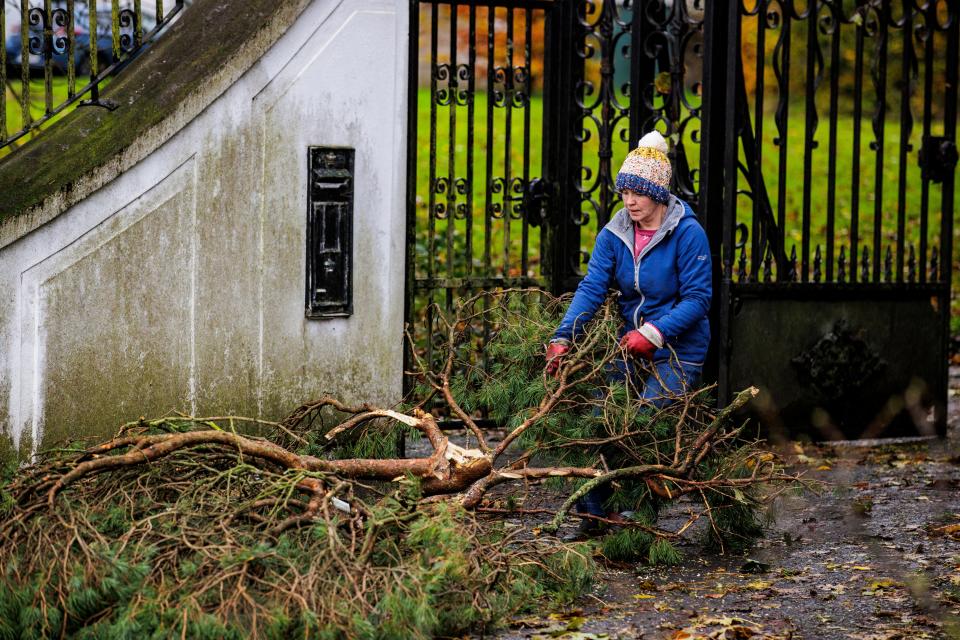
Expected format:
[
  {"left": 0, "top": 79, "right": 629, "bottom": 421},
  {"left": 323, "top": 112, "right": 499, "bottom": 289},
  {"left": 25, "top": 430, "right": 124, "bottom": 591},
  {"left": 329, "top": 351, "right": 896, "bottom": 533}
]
[{"left": 0, "top": 0, "right": 408, "bottom": 452}]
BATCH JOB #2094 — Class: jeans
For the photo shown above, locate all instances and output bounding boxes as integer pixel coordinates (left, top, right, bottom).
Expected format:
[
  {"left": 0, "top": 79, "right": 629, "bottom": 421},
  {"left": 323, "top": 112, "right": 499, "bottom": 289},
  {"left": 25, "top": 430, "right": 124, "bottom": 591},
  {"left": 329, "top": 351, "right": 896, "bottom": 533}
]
[{"left": 576, "top": 358, "right": 703, "bottom": 519}]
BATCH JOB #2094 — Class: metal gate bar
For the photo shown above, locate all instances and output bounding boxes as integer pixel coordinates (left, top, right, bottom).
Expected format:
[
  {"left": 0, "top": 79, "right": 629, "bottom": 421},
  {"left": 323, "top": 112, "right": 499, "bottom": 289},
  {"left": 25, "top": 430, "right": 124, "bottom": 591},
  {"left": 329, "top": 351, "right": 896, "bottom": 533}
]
[
  {"left": 725, "top": 0, "right": 958, "bottom": 288},
  {"left": 711, "top": 0, "right": 958, "bottom": 436},
  {"left": 406, "top": 0, "right": 549, "bottom": 384},
  {"left": 405, "top": 0, "right": 957, "bottom": 439}
]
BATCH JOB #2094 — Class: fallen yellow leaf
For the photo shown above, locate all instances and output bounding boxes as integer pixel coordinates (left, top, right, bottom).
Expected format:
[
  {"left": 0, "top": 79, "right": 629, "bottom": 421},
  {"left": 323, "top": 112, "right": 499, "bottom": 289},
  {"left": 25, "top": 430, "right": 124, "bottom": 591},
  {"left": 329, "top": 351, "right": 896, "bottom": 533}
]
[
  {"left": 633, "top": 593, "right": 655, "bottom": 599},
  {"left": 563, "top": 616, "right": 585, "bottom": 631},
  {"left": 875, "top": 579, "right": 895, "bottom": 587},
  {"left": 548, "top": 611, "right": 584, "bottom": 621},
  {"left": 747, "top": 580, "right": 774, "bottom": 590},
  {"left": 862, "top": 578, "right": 898, "bottom": 595}
]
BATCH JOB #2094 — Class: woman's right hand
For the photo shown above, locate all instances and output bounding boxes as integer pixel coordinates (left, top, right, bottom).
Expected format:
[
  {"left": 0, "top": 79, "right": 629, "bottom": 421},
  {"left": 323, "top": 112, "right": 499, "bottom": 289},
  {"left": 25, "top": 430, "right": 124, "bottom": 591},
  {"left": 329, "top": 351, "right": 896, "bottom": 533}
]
[{"left": 544, "top": 342, "right": 570, "bottom": 376}]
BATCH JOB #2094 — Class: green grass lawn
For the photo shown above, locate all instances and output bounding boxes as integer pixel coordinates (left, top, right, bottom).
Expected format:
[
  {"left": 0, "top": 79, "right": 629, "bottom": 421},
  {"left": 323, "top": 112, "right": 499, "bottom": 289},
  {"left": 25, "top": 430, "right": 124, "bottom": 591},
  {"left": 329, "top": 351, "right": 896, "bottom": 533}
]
[
  {"left": 731, "top": 105, "right": 958, "bottom": 283},
  {"left": 413, "top": 86, "right": 546, "bottom": 283},
  {"left": 2, "top": 76, "right": 91, "bottom": 158},
  {"left": 413, "top": 87, "right": 959, "bottom": 285}
]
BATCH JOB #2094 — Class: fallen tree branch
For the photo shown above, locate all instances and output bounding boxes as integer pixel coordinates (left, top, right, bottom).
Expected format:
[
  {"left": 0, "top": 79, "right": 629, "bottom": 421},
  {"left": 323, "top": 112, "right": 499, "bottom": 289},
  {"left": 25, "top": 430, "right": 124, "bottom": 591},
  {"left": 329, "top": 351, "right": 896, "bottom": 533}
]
[
  {"left": 476, "top": 507, "right": 680, "bottom": 539},
  {"left": 461, "top": 465, "right": 601, "bottom": 509},
  {"left": 543, "top": 386, "right": 760, "bottom": 533},
  {"left": 2, "top": 291, "right": 796, "bottom": 640}
]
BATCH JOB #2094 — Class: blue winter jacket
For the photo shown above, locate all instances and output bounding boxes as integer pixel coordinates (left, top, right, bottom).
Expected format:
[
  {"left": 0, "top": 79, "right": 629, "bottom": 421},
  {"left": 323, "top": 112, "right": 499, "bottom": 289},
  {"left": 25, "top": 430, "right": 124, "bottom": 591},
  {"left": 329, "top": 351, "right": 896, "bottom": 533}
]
[{"left": 552, "top": 195, "right": 712, "bottom": 365}]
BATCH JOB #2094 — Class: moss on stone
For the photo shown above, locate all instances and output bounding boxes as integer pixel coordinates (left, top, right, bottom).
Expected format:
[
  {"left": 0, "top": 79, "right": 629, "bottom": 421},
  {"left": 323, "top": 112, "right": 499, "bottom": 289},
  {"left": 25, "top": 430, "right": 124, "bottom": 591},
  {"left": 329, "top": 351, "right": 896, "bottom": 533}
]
[
  {"left": 0, "top": 433, "right": 14, "bottom": 469},
  {"left": 0, "top": 0, "right": 307, "bottom": 226}
]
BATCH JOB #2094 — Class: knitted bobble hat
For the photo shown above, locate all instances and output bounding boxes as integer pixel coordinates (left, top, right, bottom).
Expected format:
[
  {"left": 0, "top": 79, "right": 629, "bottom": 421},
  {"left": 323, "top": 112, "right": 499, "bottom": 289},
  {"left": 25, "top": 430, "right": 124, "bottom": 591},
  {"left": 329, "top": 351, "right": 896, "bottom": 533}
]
[{"left": 615, "top": 130, "right": 672, "bottom": 204}]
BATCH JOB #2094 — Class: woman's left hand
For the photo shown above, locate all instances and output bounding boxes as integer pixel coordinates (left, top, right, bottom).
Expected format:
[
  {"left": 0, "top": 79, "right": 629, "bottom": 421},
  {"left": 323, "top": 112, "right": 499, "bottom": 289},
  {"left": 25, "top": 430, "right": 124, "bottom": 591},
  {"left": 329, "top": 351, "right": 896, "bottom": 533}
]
[{"left": 620, "top": 330, "right": 657, "bottom": 360}]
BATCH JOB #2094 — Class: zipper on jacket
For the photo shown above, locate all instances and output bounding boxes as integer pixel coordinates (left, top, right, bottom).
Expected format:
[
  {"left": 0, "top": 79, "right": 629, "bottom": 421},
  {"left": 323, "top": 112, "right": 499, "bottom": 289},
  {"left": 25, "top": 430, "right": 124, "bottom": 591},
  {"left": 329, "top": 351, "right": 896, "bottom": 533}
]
[
  {"left": 630, "top": 226, "right": 670, "bottom": 327},
  {"left": 632, "top": 302, "right": 644, "bottom": 332},
  {"left": 609, "top": 200, "right": 683, "bottom": 329},
  {"left": 630, "top": 204, "right": 679, "bottom": 293}
]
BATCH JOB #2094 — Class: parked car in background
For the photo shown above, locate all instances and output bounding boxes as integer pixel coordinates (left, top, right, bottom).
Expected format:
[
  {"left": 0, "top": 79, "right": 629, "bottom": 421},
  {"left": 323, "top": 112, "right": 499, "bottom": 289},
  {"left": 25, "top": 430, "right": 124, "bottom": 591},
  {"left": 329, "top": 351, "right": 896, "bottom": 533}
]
[{"left": 4, "top": 2, "right": 155, "bottom": 76}]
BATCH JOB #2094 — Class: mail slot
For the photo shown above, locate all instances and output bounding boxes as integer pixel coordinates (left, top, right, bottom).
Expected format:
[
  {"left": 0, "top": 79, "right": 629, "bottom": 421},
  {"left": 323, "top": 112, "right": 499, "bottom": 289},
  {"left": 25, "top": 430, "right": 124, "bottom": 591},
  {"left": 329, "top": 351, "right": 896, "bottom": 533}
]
[{"left": 306, "top": 147, "right": 354, "bottom": 318}]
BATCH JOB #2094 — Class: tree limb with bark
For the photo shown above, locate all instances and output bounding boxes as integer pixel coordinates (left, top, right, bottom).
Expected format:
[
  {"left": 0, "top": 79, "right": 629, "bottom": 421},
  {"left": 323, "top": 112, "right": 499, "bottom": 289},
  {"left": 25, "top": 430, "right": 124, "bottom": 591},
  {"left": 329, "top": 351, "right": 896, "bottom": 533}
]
[{"left": 0, "top": 290, "right": 801, "bottom": 637}]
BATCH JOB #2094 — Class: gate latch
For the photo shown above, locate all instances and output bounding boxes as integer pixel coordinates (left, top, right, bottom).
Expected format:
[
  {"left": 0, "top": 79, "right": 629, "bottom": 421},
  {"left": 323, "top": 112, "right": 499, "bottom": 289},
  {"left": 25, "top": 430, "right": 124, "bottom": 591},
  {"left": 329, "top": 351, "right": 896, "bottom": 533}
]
[
  {"left": 919, "top": 136, "right": 958, "bottom": 184},
  {"left": 523, "top": 178, "right": 556, "bottom": 227}
]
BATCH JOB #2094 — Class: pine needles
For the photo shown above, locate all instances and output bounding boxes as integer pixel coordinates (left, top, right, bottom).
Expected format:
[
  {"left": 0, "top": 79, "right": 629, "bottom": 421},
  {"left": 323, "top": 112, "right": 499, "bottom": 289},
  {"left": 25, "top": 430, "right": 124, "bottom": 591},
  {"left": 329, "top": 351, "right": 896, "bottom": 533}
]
[
  {"left": 410, "top": 289, "right": 801, "bottom": 556},
  {"left": 0, "top": 289, "right": 800, "bottom": 637},
  {"left": 0, "top": 417, "right": 591, "bottom": 639}
]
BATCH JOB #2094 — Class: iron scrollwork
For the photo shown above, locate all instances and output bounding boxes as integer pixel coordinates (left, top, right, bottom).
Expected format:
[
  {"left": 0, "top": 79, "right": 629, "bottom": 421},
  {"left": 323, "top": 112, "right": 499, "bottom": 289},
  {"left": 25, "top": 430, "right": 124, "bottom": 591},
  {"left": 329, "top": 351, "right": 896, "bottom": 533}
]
[
  {"left": 510, "top": 177, "right": 526, "bottom": 219},
  {"left": 432, "top": 177, "right": 450, "bottom": 219},
  {"left": 433, "top": 63, "right": 473, "bottom": 106},
  {"left": 3, "top": 0, "right": 187, "bottom": 149},
  {"left": 26, "top": 8, "right": 45, "bottom": 56},
  {"left": 119, "top": 10, "right": 139, "bottom": 53},
  {"left": 492, "top": 65, "right": 528, "bottom": 109},
  {"left": 512, "top": 66, "right": 530, "bottom": 108},
  {"left": 431, "top": 177, "right": 469, "bottom": 221},
  {"left": 27, "top": 8, "right": 69, "bottom": 57},
  {"left": 636, "top": 1, "right": 704, "bottom": 207},
  {"left": 572, "top": 0, "right": 632, "bottom": 228},
  {"left": 454, "top": 178, "right": 470, "bottom": 219},
  {"left": 433, "top": 64, "right": 453, "bottom": 105},
  {"left": 488, "top": 177, "right": 507, "bottom": 219},
  {"left": 487, "top": 177, "right": 528, "bottom": 220}
]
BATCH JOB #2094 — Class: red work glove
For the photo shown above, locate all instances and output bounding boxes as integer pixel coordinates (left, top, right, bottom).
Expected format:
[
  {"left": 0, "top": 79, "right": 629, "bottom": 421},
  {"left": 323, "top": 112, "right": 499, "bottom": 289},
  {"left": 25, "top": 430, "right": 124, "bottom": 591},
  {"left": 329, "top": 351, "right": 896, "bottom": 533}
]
[
  {"left": 544, "top": 341, "right": 570, "bottom": 376},
  {"left": 620, "top": 330, "right": 658, "bottom": 360}
]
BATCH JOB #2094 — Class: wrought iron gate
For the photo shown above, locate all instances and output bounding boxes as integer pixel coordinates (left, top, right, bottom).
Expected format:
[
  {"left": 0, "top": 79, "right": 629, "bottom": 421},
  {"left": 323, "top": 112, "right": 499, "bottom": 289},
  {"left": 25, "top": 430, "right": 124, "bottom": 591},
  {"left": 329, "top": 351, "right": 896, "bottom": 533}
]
[
  {"left": 405, "top": 0, "right": 958, "bottom": 439},
  {"left": 405, "top": 0, "right": 554, "bottom": 378},
  {"left": 708, "top": 0, "right": 958, "bottom": 439},
  {"left": 404, "top": 0, "right": 706, "bottom": 374}
]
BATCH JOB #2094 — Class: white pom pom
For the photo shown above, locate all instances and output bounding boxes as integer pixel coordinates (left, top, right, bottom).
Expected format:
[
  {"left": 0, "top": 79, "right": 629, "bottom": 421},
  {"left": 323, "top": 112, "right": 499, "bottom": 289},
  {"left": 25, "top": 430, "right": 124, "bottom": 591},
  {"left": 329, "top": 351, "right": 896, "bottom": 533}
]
[{"left": 636, "top": 130, "right": 668, "bottom": 154}]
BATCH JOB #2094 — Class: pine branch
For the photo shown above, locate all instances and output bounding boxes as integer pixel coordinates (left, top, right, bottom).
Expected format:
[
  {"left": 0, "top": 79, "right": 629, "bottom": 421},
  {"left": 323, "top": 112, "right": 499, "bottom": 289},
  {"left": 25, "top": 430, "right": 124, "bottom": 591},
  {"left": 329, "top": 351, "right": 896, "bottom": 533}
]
[{"left": 542, "top": 387, "right": 759, "bottom": 533}]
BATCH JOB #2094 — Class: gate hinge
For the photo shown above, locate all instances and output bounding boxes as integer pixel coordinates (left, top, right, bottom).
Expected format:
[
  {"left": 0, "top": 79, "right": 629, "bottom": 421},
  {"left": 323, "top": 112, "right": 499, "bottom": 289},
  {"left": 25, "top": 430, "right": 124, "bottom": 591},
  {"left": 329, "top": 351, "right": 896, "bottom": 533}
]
[
  {"left": 523, "top": 178, "right": 556, "bottom": 227},
  {"left": 918, "top": 136, "right": 958, "bottom": 184}
]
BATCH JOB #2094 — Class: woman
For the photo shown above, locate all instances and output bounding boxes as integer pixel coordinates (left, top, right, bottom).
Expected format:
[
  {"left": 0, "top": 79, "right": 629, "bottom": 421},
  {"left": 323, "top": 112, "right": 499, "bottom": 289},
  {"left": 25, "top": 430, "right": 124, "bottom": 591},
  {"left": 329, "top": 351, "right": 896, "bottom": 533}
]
[{"left": 544, "top": 130, "right": 713, "bottom": 524}]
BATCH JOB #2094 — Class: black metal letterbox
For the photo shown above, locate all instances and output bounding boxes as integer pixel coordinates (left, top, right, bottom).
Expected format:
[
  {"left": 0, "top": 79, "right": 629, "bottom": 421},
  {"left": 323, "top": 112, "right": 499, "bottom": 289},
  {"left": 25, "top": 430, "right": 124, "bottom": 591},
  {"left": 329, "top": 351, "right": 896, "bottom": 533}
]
[{"left": 306, "top": 147, "right": 354, "bottom": 318}]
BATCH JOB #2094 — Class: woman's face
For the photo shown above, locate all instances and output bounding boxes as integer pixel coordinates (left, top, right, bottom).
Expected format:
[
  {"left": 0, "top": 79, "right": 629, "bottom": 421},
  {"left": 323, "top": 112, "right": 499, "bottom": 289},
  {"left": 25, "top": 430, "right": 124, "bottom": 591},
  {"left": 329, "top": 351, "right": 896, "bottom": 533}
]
[{"left": 621, "top": 189, "right": 661, "bottom": 226}]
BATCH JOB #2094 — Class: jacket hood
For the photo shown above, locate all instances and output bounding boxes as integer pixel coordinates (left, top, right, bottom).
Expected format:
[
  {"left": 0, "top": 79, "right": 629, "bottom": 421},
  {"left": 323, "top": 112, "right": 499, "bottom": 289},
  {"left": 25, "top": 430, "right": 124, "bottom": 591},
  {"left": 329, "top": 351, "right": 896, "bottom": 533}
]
[{"left": 605, "top": 194, "right": 688, "bottom": 251}]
